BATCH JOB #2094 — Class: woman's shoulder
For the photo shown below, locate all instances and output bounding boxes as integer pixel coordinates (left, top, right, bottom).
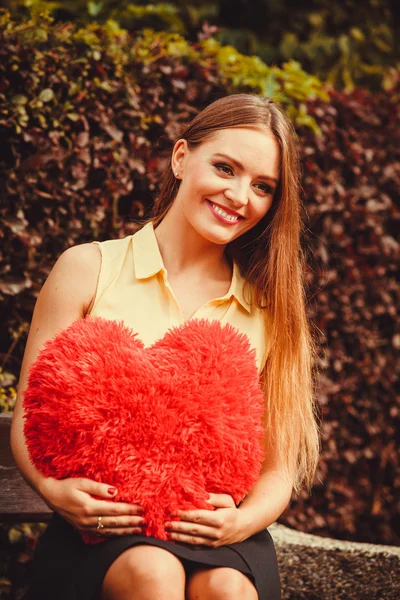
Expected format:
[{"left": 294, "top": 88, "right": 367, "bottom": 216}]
[
  {"left": 59, "top": 242, "right": 102, "bottom": 276},
  {"left": 49, "top": 243, "right": 101, "bottom": 315},
  {"left": 61, "top": 235, "right": 133, "bottom": 278},
  {"left": 59, "top": 236, "right": 131, "bottom": 314}
]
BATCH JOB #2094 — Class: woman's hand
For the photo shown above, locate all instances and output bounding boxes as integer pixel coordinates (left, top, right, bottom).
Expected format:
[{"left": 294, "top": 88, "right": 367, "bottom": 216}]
[
  {"left": 164, "top": 493, "right": 248, "bottom": 547},
  {"left": 40, "top": 477, "right": 146, "bottom": 537}
]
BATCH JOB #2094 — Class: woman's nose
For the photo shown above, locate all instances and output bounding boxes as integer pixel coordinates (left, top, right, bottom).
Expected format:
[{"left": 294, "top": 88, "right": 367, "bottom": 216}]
[{"left": 223, "top": 182, "right": 249, "bottom": 207}]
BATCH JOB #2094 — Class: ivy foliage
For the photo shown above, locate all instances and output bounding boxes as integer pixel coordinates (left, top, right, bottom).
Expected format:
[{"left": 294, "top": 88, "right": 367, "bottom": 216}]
[
  {"left": 3, "top": 0, "right": 399, "bottom": 91},
  {"left": 0, "top": 5, "right": 328, "bottom": 130}
]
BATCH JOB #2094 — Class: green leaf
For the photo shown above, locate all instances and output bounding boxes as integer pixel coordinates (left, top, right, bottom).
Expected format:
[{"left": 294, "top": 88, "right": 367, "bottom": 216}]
[
  {"left": 11, "top": 95, "right": 28, "bottom": 106},
  {"left": 350, "top": 27, "right": 365, "bottom": 42},
  {"left": 88, "top": 2, "right": 104, "bottom": 18},
  {"left": 39, "top": 88, "right": 54, "bottom": 103}
]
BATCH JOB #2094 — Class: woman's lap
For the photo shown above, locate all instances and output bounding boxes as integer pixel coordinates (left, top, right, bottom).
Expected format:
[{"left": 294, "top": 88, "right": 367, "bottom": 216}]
[
  {"left": 24, "top": 513, "right": 281, "bottom": 600},
  {"left": 97, "top": 548, "right": 257, "bottom": 600}
]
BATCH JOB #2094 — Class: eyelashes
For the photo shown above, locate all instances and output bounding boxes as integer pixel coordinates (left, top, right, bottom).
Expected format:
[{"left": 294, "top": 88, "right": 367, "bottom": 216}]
[
  {"left": 215, "top": 163, "right": 233, "bottom": 175},
  {"left": 213, "top": 163, "right": 274, "bottom": 195}
]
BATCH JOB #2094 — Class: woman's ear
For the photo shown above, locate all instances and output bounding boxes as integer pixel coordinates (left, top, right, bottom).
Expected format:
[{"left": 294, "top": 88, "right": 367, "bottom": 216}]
[{"left": 171, "top": 139, "right": 188, "bottom": 179}]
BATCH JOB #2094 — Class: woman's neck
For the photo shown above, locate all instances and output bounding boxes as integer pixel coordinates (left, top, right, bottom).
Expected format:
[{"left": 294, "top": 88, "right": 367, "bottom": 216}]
[{"left": 153, "top": 208, "right": 231, "bottom": 280}]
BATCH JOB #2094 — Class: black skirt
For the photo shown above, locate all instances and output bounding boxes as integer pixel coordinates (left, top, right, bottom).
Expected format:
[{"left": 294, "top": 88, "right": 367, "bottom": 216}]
[{"left": 23, "top": 513, "right": 281, "bottom": 600}]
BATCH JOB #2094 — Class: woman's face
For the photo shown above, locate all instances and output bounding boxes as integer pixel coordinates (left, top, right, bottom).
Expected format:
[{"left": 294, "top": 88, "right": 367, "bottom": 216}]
[{"left": 171, "top": 126, "right": 280, "bottom": 245}]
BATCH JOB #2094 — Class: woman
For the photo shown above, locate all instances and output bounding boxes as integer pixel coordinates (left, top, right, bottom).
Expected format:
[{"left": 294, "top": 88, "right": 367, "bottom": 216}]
[{"left": 11, "top": 93, "right": 320, "bottom": 600}]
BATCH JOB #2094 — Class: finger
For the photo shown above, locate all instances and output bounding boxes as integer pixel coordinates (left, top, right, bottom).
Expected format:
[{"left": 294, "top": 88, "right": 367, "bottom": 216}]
[
  {"left": 74, "top": 481, "right": 145, "bottom": 514},
  {"left": 96, "top": 527, "right": 144, "bottom": 537},
  {"left": 170, "top": 510, "right": 220, "bottom": 528},
  {"left": 74, "top": 479, "right": 145, "bottom": 510},
  {"left": 80, "top": 497, "right": 145, "bottom": 517},
  {"left": 166, "top": 521, "right": 218, "bottom": 540},
  {"left": 167, "top": 531, "right": 213, "bottom": 546},
  {"left": 88, "top": 515, "right": 147, "bottom": 530},
  {"left": 74, "top": 478, "right": 120, "bottom": 499},
  {"left": 206, "top": 493, "right": 235, "bottom": 508}
]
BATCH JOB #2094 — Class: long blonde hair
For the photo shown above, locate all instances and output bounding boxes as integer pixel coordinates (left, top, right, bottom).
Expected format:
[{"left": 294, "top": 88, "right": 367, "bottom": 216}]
[{"left": 151, "top": 94, "right": 320, "bottom": 493}]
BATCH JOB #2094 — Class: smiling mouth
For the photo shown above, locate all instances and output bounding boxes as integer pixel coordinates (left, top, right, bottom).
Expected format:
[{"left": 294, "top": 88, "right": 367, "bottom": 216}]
[{"left": 206, "top": 200, "right": 244, "bottom": 223}]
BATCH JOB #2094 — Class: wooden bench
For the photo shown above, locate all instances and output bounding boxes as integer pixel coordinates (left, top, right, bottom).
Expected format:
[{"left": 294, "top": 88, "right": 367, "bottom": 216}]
[{"left": 0, "top": 412, "right": 52, "bottom": 523}]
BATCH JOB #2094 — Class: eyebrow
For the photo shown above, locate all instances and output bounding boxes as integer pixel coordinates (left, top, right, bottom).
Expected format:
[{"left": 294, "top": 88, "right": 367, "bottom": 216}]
[{"left": 212, "top": 153, "right": 279, "bottom": 185}]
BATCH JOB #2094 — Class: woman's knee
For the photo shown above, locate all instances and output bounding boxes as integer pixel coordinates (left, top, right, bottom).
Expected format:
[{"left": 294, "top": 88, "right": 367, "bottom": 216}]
[
  {"left": 187, "top": 567, "right": 258, "bottom": 600},
  {"left": 101, "top": 545, "right": 185, "bottom": 598},
  {"left": 121, "top": 545, "right": 185, "bottom": 582}
]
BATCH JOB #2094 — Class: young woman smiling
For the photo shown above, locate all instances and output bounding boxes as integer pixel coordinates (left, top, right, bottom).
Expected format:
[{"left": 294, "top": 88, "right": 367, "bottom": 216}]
[{"left": 12, "top": 94, "right": 320, "bottom": 600}]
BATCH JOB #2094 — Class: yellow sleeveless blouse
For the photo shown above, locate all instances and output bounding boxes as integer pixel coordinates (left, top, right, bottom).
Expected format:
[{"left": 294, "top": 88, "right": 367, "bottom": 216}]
[{"left": 89, "top": 222, "right": 268, "bottom": 373}]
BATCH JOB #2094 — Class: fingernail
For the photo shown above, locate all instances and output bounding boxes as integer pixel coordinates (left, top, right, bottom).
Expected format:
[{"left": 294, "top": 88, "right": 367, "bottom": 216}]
[{"left": 108, "top": 487, "right": 117, "bottom": 496}]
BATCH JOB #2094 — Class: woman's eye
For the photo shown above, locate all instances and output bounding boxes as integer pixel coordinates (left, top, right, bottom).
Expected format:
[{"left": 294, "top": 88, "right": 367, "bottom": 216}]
[
  {"left": 214, "top": 164, "right": 274, "bottom": 195},
  {"left": 215, "top": 163, "right": 233, "bottom": 175},
  {"left": 254, "top": 183, "right": 274, "bottom": 195}
]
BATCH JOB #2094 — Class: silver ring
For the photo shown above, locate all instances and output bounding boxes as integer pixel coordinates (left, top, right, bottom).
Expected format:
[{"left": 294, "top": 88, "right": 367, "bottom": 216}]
[{"left": 97, "top": 516, "right": 104, "bottom": 530}]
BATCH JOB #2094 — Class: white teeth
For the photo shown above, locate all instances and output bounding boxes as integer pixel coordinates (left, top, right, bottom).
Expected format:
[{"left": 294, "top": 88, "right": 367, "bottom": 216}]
[{"left": 211, "top": 203, "right": 239, "bottom": 221}]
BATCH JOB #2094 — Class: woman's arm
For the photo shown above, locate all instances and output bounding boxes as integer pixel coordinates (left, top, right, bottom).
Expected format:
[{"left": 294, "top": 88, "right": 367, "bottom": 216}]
[
  {"left": 10, "top": 244, "right": 146, "bottom": 536},
  {"left": 11, "top": 243, "right": 100, "bottom": 497},
  {"left": 236, "top": 468, "right": 293, "bottom": 537},
  {"left": 233, "top": 316, "right": 300, "bottom": 533},
  {"left": 236, "top": 428, "right": 295, "bottom": 536}
]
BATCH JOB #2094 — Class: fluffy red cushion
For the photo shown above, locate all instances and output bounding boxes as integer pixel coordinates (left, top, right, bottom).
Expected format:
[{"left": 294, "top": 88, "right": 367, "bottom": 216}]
[{"left": 23, "top": 317, "right": 265, "bottom": 543}]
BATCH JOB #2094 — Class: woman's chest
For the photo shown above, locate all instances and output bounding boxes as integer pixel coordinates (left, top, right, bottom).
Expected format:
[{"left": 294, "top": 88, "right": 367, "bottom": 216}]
[
  {"left": 165, "top": 273, "right": 232, "bottom": 322},
  {"left": 90, "top": 272, "right": 267, "bottom": 372}
]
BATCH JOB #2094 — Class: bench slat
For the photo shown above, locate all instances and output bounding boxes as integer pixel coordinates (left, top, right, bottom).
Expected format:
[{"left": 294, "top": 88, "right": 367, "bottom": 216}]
[{"left": 0, "top": 413, "right": 52, "bottom": 522}]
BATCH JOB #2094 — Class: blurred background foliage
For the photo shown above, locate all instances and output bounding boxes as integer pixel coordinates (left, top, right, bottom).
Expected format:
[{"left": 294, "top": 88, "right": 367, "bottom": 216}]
[{"left": 2, "top": 0, "right": 399, "bottom": 91}]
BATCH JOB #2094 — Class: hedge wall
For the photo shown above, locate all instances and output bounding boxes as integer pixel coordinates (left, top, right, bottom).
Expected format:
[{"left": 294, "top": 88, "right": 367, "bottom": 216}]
[
  {"left": 282, "top": 89, "right": 400, "bottom": 546},
  {"left": 0, "top": 10, "right": 399, "bottom": 555}
]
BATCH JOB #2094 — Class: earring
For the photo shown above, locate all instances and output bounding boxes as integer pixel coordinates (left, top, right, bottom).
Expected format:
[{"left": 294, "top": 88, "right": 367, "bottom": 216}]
[{"left": 175, "top": 172, "right": 179, "bottom": 177}]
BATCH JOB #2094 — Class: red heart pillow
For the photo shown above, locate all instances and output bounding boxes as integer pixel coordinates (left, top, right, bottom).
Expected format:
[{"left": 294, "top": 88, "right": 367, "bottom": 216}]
[{"left": 23, "top": 317, "right": 265, "bottom": 543}]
